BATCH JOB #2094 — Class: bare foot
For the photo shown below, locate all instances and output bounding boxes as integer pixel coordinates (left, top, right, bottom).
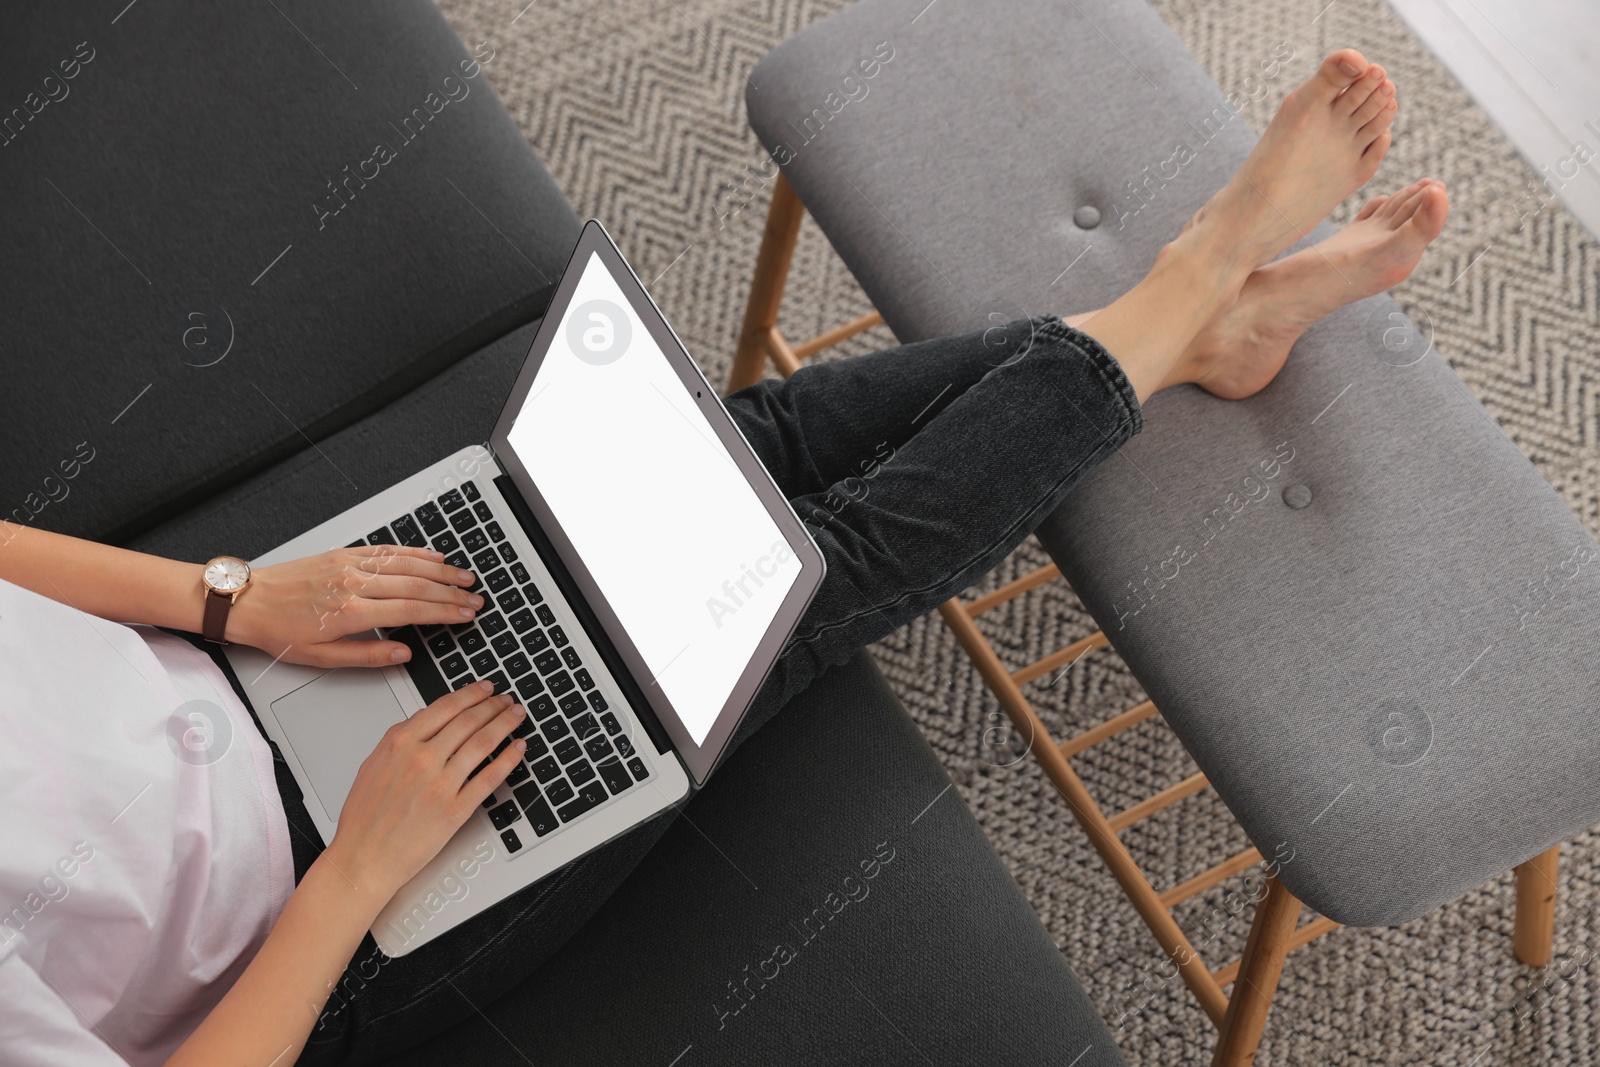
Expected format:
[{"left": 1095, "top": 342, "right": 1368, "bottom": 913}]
[
  {"left": 1180, "top": 179, "right": 1449, "bottom": 398},
  {"left": 1181, "top": 50, "right": 1399, "bottom": 276}
]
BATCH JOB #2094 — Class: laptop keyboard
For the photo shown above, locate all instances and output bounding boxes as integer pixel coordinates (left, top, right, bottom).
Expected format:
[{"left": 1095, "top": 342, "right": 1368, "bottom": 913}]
[{"left": 352, "top": 478, "right": 652, "bottom": 856}]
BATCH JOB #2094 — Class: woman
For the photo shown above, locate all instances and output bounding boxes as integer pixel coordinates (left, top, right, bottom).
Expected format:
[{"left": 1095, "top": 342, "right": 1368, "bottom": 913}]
[{"left": 0, "top": 50, "right": 1443, "bottom": 1065}]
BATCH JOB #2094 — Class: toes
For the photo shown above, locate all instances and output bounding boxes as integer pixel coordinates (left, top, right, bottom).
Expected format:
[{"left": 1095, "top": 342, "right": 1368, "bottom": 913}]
[
  {"left": 1355, "top": 195, "right": 1389, "bottom": 221},
  {"left": 1408, "top": 183, "right": 1450, "bottom": 241},
  {"left": 1315, "top": 49, "right": 1371, "bottom": 99},
  {"left": 1358, "top": 95, "right": 1399, "bottom": 145},
  {"left": 1344, "top": 66, "right": 1392, "bottom": 118},
  {"left": 1362, "top": 129, "right": 1393, "bottom": 166},
  {"left": 1386, "top": 179, "right": 1433, "bottom": 221}
]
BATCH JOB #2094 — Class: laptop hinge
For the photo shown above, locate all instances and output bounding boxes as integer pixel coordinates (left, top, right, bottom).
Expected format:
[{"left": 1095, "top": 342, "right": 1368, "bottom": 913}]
[{"left": 491, "top": 473, "right": 676, "bottom": 758}]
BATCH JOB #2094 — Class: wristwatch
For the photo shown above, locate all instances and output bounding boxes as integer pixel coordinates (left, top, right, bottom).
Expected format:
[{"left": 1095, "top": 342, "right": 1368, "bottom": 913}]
[{"left": 201, "top": 556, "right": 252, "bottom": 644}]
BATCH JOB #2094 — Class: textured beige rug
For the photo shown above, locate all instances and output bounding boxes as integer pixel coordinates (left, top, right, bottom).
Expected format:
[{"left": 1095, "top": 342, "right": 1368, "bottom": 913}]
[{"left": 436, "top": 0, "right": 1600, "bottom": 1062}]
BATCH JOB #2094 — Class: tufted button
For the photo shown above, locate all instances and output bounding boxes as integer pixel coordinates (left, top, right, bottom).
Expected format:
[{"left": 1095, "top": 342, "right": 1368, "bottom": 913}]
[
  {"left": 1282, "top": 483, "right": 1312, "bottom": 509},
  {"left": 1073, "top": 205, "right": 1101, "bottom": 229}
]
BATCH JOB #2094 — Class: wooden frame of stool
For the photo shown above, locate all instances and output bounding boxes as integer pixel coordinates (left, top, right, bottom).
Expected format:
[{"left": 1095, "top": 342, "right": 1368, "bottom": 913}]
[{"left": 727, "top": 174, "right": 1564, "bottom": 1066}]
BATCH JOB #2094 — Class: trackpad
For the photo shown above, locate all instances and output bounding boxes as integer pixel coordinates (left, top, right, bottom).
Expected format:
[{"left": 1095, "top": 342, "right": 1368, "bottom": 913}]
[{"left": 272, "top": 669, "right": 407, "bottom": 823}]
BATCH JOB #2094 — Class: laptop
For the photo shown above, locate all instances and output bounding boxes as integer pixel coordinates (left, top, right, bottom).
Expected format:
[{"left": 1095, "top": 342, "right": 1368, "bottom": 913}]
[{"left": 226, "top": 220, "right": 825, "bottom": 956}]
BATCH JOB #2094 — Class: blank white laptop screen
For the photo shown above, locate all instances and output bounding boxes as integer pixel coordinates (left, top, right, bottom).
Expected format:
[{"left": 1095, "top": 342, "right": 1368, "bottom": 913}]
[{"left": 504, "top": 252, "right": 802, "bottom": 745}]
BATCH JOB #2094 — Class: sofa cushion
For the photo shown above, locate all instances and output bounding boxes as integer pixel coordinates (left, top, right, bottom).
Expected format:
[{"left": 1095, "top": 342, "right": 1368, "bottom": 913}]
[
  {"left": 745, "top": 0, "right": 1600, "bottom": 926},
  {"left": 1, "top": 1, "right": 578, "bottom": 545}
]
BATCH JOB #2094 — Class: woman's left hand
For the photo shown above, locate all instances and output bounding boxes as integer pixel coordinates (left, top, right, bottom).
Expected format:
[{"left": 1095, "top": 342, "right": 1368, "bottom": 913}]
[{"left": 227, "top": 545, "right": 481, "bottom": 667}]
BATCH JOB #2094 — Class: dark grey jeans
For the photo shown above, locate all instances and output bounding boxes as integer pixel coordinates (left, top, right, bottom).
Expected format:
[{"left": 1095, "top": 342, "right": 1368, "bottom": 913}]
[{"left": 281, "top": 315, "right": 1142, "bottom": 1064}]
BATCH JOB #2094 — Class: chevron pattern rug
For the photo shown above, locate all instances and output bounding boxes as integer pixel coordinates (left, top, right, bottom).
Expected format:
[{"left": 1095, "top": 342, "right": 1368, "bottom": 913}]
[{"left": 437, "top": 0, "right": 1600, "bottom": 1062}]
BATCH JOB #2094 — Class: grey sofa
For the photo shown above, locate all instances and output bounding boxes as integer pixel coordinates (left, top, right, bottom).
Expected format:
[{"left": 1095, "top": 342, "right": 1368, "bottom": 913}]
[{"left": 2, "top": 3, "right": 1124, "bottom": 1064}]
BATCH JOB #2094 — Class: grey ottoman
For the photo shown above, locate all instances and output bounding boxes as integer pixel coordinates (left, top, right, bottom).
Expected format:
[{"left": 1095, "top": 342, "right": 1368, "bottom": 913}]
[{"left": 737, "top": 0, "right": 1600, "bottom": 1063}]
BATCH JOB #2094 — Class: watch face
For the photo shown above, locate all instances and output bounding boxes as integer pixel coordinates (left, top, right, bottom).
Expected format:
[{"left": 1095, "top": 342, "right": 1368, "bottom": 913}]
[{"left": 204, "top": 557, "right": 250, "bottom": 592}]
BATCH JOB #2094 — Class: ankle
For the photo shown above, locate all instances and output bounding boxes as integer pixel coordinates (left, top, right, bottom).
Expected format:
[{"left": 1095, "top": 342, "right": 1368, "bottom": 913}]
[{"left": 1152, "top": 233, "right": 1249, "bottom": 323}]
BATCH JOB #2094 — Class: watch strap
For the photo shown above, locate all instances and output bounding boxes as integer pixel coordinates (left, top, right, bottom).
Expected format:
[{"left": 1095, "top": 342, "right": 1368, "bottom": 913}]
[{"left": 202, "top": 589, "right": 233, "bottom": 644}]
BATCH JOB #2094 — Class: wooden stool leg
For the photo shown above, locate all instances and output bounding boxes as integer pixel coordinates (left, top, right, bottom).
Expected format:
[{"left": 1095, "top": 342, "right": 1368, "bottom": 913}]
[
  {"left": 1212, "top": 875, "right": 1302, "bottom": 1067},
  {"left": 728, "top": 172, "right": 805, "bottom": 393},
  {"left": 1514, "top": 844, "right": 1560, "bottom": 966}
]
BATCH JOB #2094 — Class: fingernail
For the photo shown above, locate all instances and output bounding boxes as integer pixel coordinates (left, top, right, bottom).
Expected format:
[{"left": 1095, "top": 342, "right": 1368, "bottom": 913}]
[
  {"left": 457, "top": 569, "right": 474, "bottom": 584},
  {"left": 480, "top": 680, "right": 495, "bottom": 691},
  {"left": 1339, "top": 60, "right": 1360, "bottom": 76},
  {"left": 514, "top": 738, "right": 527, "bottom": 751},
  {"left": 390, "top": 647, "right": 409, "bottom": 663},
  {"left": 459, "top": 606, "right": 475, "bottom": 618},
  {"left": 431, "top": 550, "right": 445, "bottom": 560},
  {"left": 1381, "top": 81, "right": 1394, "bottom": 94},
  {"left": 1367, "top": 67, "right": 1382, "bottom": 80}
]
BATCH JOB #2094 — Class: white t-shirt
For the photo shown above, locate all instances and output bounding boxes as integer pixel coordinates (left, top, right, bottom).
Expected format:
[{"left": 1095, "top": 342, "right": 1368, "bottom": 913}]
[{"left": 0, "top": 579, "right": 295, "bottom": 1065}]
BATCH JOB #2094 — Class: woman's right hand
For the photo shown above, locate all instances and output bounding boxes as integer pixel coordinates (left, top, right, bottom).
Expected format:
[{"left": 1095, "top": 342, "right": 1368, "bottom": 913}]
[{"left": 323, "top": 681, "right": 528, "bottom": 901}]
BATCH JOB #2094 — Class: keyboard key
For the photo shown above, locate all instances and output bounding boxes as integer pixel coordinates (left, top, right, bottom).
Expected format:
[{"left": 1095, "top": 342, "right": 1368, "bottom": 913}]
[
  {"left": 458, "top": 630, "right": 487, "bottom": 655},
  {"left": 444, "top": 550, "right": 470, "bottom": 571},
  {"left": 557, "top": 781, "right": 608, "bottom": 823},
  {"left": 485, "top": 671, "right": 510, "bottom": 694},
  {"left": 575, "top": 668, "right": 594, "bottom": 691},
  {"left": 598, "top": 759, "right": 632, "bottom": 796},
  {"left": 507, "top": 761, "right": 530, "bottom": 785},
  {"left": 627, "top": 757, "right": 649, "bottom": 781},
  {"left": 439, "top": 652, "right": 468, "bottom": 678},
  {"left": 510, "top": 609, "right": 536, "bottom": 634},
  {"left": 488, "top": 800, "right": 520, "bottom": 830},
  {"left": 392, "top": 628, "right": 448, "bottom": 703},
  {"left": 533, "top": 650, "right": 560, "bottom": 675},
  {"left": 439, "top": 489, "right": 466, "bottom": 513},
  {"left": 450, "top": 508, "right": 478, "bottom": 534},
  {"left": 504, "top": 652, "right": 532, "bottom": 678},
  {"left": 479, "top": 611, "right": 507, "bottom": 637},
  {"left": 567, "top": 759, "right": 596, "bottom": 786},
  {"left": 529, "top": 694, "right": 558, "bottom": 720},
  {"left": 367, "top": 525, "right": 394, "bottom": 545},
  {"left": 541, "top": 716, "right": 570, "bottom": 742},
  {"left": 474, "top": 548, "right": 503, "bottom": 575},
  {"left": 485, "top": 567, "right": 513, "bottom": 593},
  {"left": 511, "top": 715, "right": 534, "bottom": 739},
  {"left": 589, "top": 692, "right": 608, "bottom": 713},
  {"left": 531, "top": 757, "right": 561, "bottom": 784},
  {"left": 470, "top": 650, "right": 497, "bottom": 676},
  {"left": 525, "top": 733, "right": 548, "bottom": 759},
  {"left": 522, "top": 629, "right": 550, "bottom": 654},
  {"left": 544, "top": 778, "right": 575, "bottom": 806},
  {"left": 601, "top": 713, "right": 621, "bottom": 735},
  {"left": 485, "top": 520, "right": 506, "bottom": 542},
  {"left": 511, "top": 563, "right": 530, "bottom": 585},
  {"left": 501, "top": 544, "right": 519, "bottom": 565},
  {"left": 431, "top": 530, "right": 459, "bottom": 554},
  {"left": 482, "top": 792, "right": 497, "bottom": 809},
  {"left": 522, "top": 795, "right": 557, "bottom": 837},
  {"left": 561, "top": 647, "right": 582, "bottom": 670},
  {"left": 392, "top": 515, "right": 427, "bottom": 548},
  {"left": 426, "top": 630, "right": 455, "bottom": 658},
  {"left": 539, "top": 607, "right": 558, "bottom": 628},
  {"left": 347, "top": 539, "right": 367, "bottom": 548},
  {"left": 559, "top": 692, "right": 588, "bottom": 717},
  {"left": 459, "top": 480, "right": 479, "bottom": 502},
  {"left": 554, "top": 737, "right": 582, "bottom": 764},
  {"left": 572, "top": 713, "right": 600, "bottom": 740},
  {"left": 500, "top": 828, "right": 523, "bottom": 853},
  {"left": 547, "top": 670, "right": 574, "bottom": 697},
  {"left": 614, "top": 734, "right": 634, "bottom": 758},
  {"left": 525, "top": 583, "right": 544, "bottom": 605},
  {"left": 512, "top": 781, "right": 543, "bottom": 812},
  {"left": 473, "top": 501, "right": 493, "bottom": 523},
  {"left": 491, "top": 632, "right": 519, "bottom": 658},
  {"left": 496, "top": 588, "right": 526, "bottom": 613},
  {"left": 516, "top": 673, "right": 546, "bottom": 700},
  {"left": 415, "top": 502, "right": 446, "bottom": 535},
  {"left": 462, "top": 528, "right": 490, "bottom": 554},
  {"left": 584, "top": 734, "right": 613, "bottom": 762}
]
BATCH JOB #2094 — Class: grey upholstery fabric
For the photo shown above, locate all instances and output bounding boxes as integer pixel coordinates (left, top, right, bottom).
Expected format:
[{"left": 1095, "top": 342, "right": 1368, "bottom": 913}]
[
  {"left": 746, "top": 0, "right": 1600, "bottom": 926},
  {"left": 1, "top": 2, "right": 579, "bottom": 546},
  {"left": 388, "top": 649, "right": 1125, "bottom": 1067}
]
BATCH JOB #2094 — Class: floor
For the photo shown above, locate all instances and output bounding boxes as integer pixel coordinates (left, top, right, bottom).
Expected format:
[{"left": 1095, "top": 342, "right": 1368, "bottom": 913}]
[
  {"left": 1387, "top": 0, "right": 1600, "bottom": 238},
  {"left": 434, "top": 0, "right": 1600, "bottom": 1062}
]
